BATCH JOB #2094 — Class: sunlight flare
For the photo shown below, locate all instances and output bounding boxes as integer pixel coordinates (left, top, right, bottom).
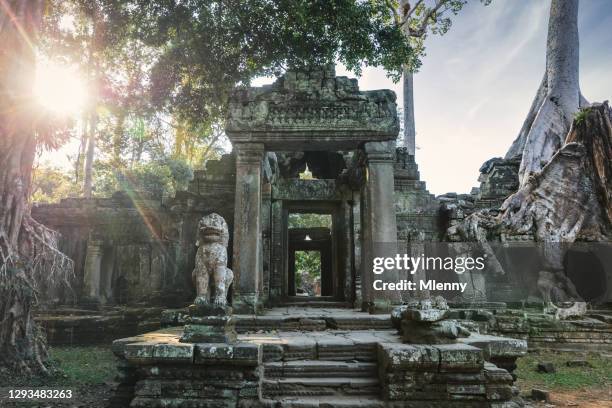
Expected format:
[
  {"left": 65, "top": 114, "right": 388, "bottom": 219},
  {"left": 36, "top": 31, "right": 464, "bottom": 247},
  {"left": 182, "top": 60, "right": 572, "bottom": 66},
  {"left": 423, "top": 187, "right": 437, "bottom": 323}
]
[{"left": 34, "top": 61, "right": 88, "bottom": 116}]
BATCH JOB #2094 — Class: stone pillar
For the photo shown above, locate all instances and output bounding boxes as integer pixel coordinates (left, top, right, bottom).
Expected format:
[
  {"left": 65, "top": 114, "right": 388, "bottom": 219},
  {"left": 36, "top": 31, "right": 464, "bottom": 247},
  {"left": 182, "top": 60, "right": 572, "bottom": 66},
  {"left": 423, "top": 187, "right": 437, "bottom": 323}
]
[
  {"left": 83, "top": 240, "right": 104, "bottom": 304},
  {"left": 261, "top": 182, "right": 272, "bottom": 302},
  {"left": 362, "top": 141, "right": 401, "bottom": 313},
  {"left": 232, "top": 143, "right": 264, "bottom": 313}
]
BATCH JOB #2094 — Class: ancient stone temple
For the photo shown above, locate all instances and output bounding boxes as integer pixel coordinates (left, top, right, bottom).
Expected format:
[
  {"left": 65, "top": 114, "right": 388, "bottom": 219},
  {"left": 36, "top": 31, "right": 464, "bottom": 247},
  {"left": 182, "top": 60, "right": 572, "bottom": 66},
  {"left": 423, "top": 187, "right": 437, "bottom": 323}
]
[
  {"left": 31, "top": 67, "right": 612, "bottom": 407},
  {"left": 225, "top": 66, "right": 401, "bottom": 313},
  {"left": 103, "top": 68, "right": 526, "bottom": 408}
]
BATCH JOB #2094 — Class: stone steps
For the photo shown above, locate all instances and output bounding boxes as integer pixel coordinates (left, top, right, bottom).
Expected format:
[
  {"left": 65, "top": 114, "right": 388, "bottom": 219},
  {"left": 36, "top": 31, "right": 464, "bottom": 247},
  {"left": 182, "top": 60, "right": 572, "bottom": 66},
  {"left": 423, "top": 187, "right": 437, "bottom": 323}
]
[
  {"left": 264, "top": 360, "right": 377, "bottom": 378},
  {"left": 276, "top": 301, "right": 353, "bottom": 308},
  {"left": 263, "top": 358, "right": 381, "bottom": 402},
  {"left": 261, "top": 396, "right": 385, "bottom": 408},
  {"left": 262, "top": 377, "right": 380, "bottom": 398}
]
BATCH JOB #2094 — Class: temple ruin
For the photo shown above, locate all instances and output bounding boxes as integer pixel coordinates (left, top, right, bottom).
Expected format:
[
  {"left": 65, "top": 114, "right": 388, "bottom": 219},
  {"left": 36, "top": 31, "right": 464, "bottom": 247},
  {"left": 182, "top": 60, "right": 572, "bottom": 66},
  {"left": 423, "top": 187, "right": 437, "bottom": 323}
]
[{"left": 31, "top": 67, "right": 612, "bottom": 407}]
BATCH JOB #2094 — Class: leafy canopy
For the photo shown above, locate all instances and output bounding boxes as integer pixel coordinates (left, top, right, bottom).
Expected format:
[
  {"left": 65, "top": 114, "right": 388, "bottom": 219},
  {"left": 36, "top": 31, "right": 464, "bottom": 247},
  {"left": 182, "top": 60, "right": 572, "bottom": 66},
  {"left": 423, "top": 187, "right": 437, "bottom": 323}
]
[{"left": 108, "top": 0, "right": 415, "bottom": 125}]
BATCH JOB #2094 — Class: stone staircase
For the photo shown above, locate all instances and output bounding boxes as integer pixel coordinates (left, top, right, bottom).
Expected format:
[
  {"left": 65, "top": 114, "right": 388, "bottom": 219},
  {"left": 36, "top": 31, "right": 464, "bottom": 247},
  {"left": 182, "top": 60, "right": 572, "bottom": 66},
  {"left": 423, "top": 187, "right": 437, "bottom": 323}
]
[
  {"left": 262, "top": 333, "right": 384, "bottom": 408},
  {"left": 262, "top": 361, "right": 382, "bottom": 407}
]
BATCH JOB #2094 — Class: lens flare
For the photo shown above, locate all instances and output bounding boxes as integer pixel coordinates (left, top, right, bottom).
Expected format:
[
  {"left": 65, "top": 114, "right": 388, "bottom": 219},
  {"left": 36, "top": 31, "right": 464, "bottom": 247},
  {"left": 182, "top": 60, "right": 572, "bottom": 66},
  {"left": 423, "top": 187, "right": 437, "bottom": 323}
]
[{"left": 34, "top": 62, "right": 88, "bottom": 116}]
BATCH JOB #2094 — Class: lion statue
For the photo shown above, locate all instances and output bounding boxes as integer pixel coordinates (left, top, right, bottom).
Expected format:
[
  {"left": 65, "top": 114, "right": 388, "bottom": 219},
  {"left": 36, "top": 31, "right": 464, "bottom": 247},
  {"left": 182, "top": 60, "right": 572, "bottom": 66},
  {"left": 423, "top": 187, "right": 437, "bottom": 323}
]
[{"left": 193, "top": 213, "right": 233, "bottom": 307}]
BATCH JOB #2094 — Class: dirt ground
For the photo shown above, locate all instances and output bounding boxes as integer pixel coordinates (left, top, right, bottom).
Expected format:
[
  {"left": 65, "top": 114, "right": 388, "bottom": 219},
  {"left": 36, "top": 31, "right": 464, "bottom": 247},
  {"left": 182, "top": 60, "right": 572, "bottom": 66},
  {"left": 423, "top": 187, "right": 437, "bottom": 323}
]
[{"left": 517, "top": 350, "right": 612, "bottom": 407}]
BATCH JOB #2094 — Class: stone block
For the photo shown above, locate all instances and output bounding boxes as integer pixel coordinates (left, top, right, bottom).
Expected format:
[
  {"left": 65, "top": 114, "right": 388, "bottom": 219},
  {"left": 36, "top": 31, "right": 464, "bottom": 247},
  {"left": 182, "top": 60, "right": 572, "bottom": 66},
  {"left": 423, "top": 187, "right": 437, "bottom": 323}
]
[
  {"left": 531, "top": 388, "right": 550, "bottom": 402},
  {"left": 194, "top": 342, "right": 261, "bottom": 366},
  {"left": 152, "top": 342, "right": 194, "bottom": 363},
  {"left": 378, "top": 343, "right": 440, "bottom": 371},
  {"left": 483, "top": 363, "right": 514, "bottom": 384},
  {"left": 181, "top": 323, "right": 237, "bottom": 343},
  {"left": 486, "top": 384, "right": 514, "bottom": 401},
  {"left": 262, "top": 343, "right": 283, "bottom": 362},
  {"left": 536, "top": 362, "right": 556, "bottom": 373},
  {"left": 189, "top": 303, "right": 233, "bottom": 317},
  {"left": 403, "top": 308, "right": 449, "bottom": 322},
  {"left": 124, "top": 342, "right": 156, "bottom": 363},
  {"left": 282, "top": 336, "right": 316, "bottom": 360},
  {"left": 460, "top": 334, "right": 527, "bottom": 361},
  {"left": 446, "top": 384, "right": 486, "bottom": 395},
  {"left": 436, "top": 344, "right": 484, "bottom": 372}
]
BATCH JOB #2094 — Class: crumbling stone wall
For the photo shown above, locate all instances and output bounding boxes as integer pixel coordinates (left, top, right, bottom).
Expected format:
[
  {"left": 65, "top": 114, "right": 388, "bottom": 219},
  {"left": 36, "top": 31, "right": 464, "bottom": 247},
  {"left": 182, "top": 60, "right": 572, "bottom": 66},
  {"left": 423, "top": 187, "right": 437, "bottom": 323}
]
[{"left": 32, "top": 154, "right": 236, "bottom": 308}]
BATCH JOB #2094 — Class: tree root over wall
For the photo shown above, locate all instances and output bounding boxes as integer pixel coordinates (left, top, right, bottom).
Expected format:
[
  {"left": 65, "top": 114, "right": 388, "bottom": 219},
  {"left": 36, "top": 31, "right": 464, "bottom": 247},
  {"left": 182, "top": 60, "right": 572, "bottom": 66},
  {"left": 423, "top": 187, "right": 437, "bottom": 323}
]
[
  {"left": 0, "top": 218, "right": 74, "bottom": 375},
  {"left": 449, "top": 102, "right": 612, "bottom": 311}
]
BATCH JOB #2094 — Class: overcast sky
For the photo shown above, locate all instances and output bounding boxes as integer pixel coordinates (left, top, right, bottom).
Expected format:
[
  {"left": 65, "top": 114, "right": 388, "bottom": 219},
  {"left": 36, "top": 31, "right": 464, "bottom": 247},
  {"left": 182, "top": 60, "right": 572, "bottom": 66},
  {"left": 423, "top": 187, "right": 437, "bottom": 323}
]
[{"left": 334, "top": 0, "right": 612, "bottom": 195}]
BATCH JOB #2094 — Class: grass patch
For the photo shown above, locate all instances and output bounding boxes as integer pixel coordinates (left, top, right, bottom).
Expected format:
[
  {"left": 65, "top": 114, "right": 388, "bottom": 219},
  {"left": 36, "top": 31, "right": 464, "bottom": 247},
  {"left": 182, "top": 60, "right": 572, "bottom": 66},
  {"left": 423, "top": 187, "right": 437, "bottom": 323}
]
[
  {"left": 515, "top": 350, "right": 612, "bottom": 391},
  {"left": 0, "top": 346, "right": 116, "bottom": 388},
  {"left": 48, "top": 346, "right": 117, "bottom": 386}
]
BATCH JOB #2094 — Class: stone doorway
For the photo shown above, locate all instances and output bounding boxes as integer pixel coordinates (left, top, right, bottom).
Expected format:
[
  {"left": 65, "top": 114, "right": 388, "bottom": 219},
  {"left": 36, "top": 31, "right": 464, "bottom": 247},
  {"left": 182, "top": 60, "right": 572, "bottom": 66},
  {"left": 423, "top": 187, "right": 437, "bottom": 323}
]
[
  {"left": 288, "top": 223, "right": 333, "bottom": 298},
  {"left": 282, "top": 204, "right": 344, "bottom": 304}
]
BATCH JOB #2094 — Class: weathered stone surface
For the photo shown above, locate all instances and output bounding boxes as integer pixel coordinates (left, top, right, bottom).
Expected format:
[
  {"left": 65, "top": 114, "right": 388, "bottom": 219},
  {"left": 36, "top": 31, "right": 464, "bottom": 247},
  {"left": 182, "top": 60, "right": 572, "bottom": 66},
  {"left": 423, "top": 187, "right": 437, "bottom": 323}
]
[
  {"left": 402, "top": 307, "right": 449, "bottom": 322},
  {"left": 436, "top": 344, "right": 484, "bottom": 372},
  {"left": 192, "top": 213, "right": 233, "bottom": 307},
  {"left": 32, "top": 152, "right": 237, "bottom": 308},
  {"left": 531, "top": 388, "right": 550, "bottom": 402},
  {"left": 460, "top": 334, "right": 528, "bottom": 361},
  {"left": 181, "top": 319, "right": 237, "bottom": 343},
  {"left": 378, "top": 343, "right": 441, "bottom": 371},
  {"left": 378, "top": 342, "right": 518, "bottom": 406},
  {"left": 401, "top": 319, "right": 471, "bottom": 344},
  {"left": 195, "top": 343, "right": 261, "bottom": 366},
  {"left": 226, "top": 66, "right": 399, "bottom": 150}
]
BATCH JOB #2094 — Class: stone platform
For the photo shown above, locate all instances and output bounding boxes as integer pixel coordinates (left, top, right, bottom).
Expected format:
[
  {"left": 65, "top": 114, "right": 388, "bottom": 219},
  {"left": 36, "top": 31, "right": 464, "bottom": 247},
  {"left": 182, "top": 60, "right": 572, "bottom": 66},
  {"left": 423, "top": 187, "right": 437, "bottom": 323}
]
[
  {"left": 111, "top": 323, "right": 527, "bottom": 407},
  {"left": 162, "top": 307, "right": 395, "bottom": 332},
  {"left": 37, "top": 306, "right": 612, "bottom": 352}
]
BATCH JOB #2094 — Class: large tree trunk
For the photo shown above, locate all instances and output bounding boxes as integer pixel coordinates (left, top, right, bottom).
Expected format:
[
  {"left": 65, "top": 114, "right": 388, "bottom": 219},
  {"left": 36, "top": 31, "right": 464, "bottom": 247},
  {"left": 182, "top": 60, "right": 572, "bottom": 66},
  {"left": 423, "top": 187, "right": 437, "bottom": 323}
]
[
  {"left": 402, "top": 68, "right": 416, "bottom": 154},
  {"left": 450, "top": 103, "right": 612, "bottom": 316},
  {"left": 506, "top": 0, "right": 582, "bottom": 186},
  {"left": 501, "top": 102, "right": 612, "bottom": 242},
  {"left": 0, "top": 0, "right": 73, "bottom": 374},
  {"left": 82, "top": 111, "right": 97, "bottom": 198}
]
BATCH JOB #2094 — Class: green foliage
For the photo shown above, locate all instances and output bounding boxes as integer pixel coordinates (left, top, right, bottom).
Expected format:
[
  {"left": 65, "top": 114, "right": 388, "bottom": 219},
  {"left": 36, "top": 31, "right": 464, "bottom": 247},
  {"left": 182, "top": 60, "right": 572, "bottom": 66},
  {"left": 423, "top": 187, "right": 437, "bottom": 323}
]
[
  {"left": 107, "top": 0, "right": 415, "bottom": 126},
  {"left": 516, "top": 351, "right": 612, "bottom": 391},
  {"left": 31, "top": 165, "right": 80, "bottom": 203},
  {"left": 47, "top": 346, "right": 116, "bottom": 386},
  {"left": 288, "top": 213, "right": 332, "bottom": 229},
  {"left": 295, "top": 250, "right": 321, "bottom": 292},
  {"left": 166, "top": 158, "right": 194, "bottom": 192},
  {"left": 0, "top": 346, "right": 116, "bottom": 388},
  {"left": 574, "top": 107, "right": 592, "bottom": 126},
  {"left": 92, "top": 158, "right": 193, "bottom": 198}
]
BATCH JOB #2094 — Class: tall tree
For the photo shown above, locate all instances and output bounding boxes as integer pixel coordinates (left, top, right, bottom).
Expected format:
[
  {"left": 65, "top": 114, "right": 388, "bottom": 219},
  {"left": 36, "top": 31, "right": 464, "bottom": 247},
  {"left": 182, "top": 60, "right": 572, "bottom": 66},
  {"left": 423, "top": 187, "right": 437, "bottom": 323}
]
[
  {"left": 505, "top": 0, "right": 586, "bottom": 186},
  {"left": 111, "top": 0, "right": 415, "bottom": 129},
  {"left": 392, "top": 0, "right": 491, "bottom": 154},
  {"left": 0, "top": 0, "right": 72, "bottom": 373}
]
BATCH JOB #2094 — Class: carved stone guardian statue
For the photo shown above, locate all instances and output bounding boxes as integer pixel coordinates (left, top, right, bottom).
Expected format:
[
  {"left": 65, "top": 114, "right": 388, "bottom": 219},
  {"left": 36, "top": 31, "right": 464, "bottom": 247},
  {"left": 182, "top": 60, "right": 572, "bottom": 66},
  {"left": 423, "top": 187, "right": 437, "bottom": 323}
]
[
  {"left": 180, "top": 213, "right": 236, "bottom": 343},
  {"left": 192, "top": 212, "right": 233, "bottom": 307}
]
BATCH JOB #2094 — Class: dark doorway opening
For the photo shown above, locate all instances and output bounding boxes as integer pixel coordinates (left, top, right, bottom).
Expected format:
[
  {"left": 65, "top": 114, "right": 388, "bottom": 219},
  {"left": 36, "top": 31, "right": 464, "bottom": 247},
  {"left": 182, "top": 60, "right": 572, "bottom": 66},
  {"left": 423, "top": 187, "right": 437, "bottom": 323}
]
[{"left": 287, "top": 212, "right": 334, "bottom": 298}]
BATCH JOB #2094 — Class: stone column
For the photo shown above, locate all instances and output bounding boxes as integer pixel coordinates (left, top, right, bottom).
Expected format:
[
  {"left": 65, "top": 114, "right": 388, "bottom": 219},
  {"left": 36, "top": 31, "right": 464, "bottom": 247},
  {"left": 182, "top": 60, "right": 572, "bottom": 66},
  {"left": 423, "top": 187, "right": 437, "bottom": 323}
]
[
  {"left": 232, "top": 143, "right": 264, "bottom": 313},
  {"left": 362, "top": 141, "right": 401, "bottom": 313},
  {"left": 83, "top": 240, "right": 104, "bottom": 304},
  {"left": 261, "top": 182, "right": 272, "bottom": 302}
]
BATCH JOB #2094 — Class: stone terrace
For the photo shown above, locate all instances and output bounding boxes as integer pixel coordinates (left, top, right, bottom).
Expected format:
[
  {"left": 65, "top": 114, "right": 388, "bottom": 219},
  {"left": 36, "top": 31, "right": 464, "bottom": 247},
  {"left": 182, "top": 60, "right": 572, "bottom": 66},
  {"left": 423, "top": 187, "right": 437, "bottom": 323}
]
[{"left": 111, "top": 316, "right": 528, "bottom": 407}]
